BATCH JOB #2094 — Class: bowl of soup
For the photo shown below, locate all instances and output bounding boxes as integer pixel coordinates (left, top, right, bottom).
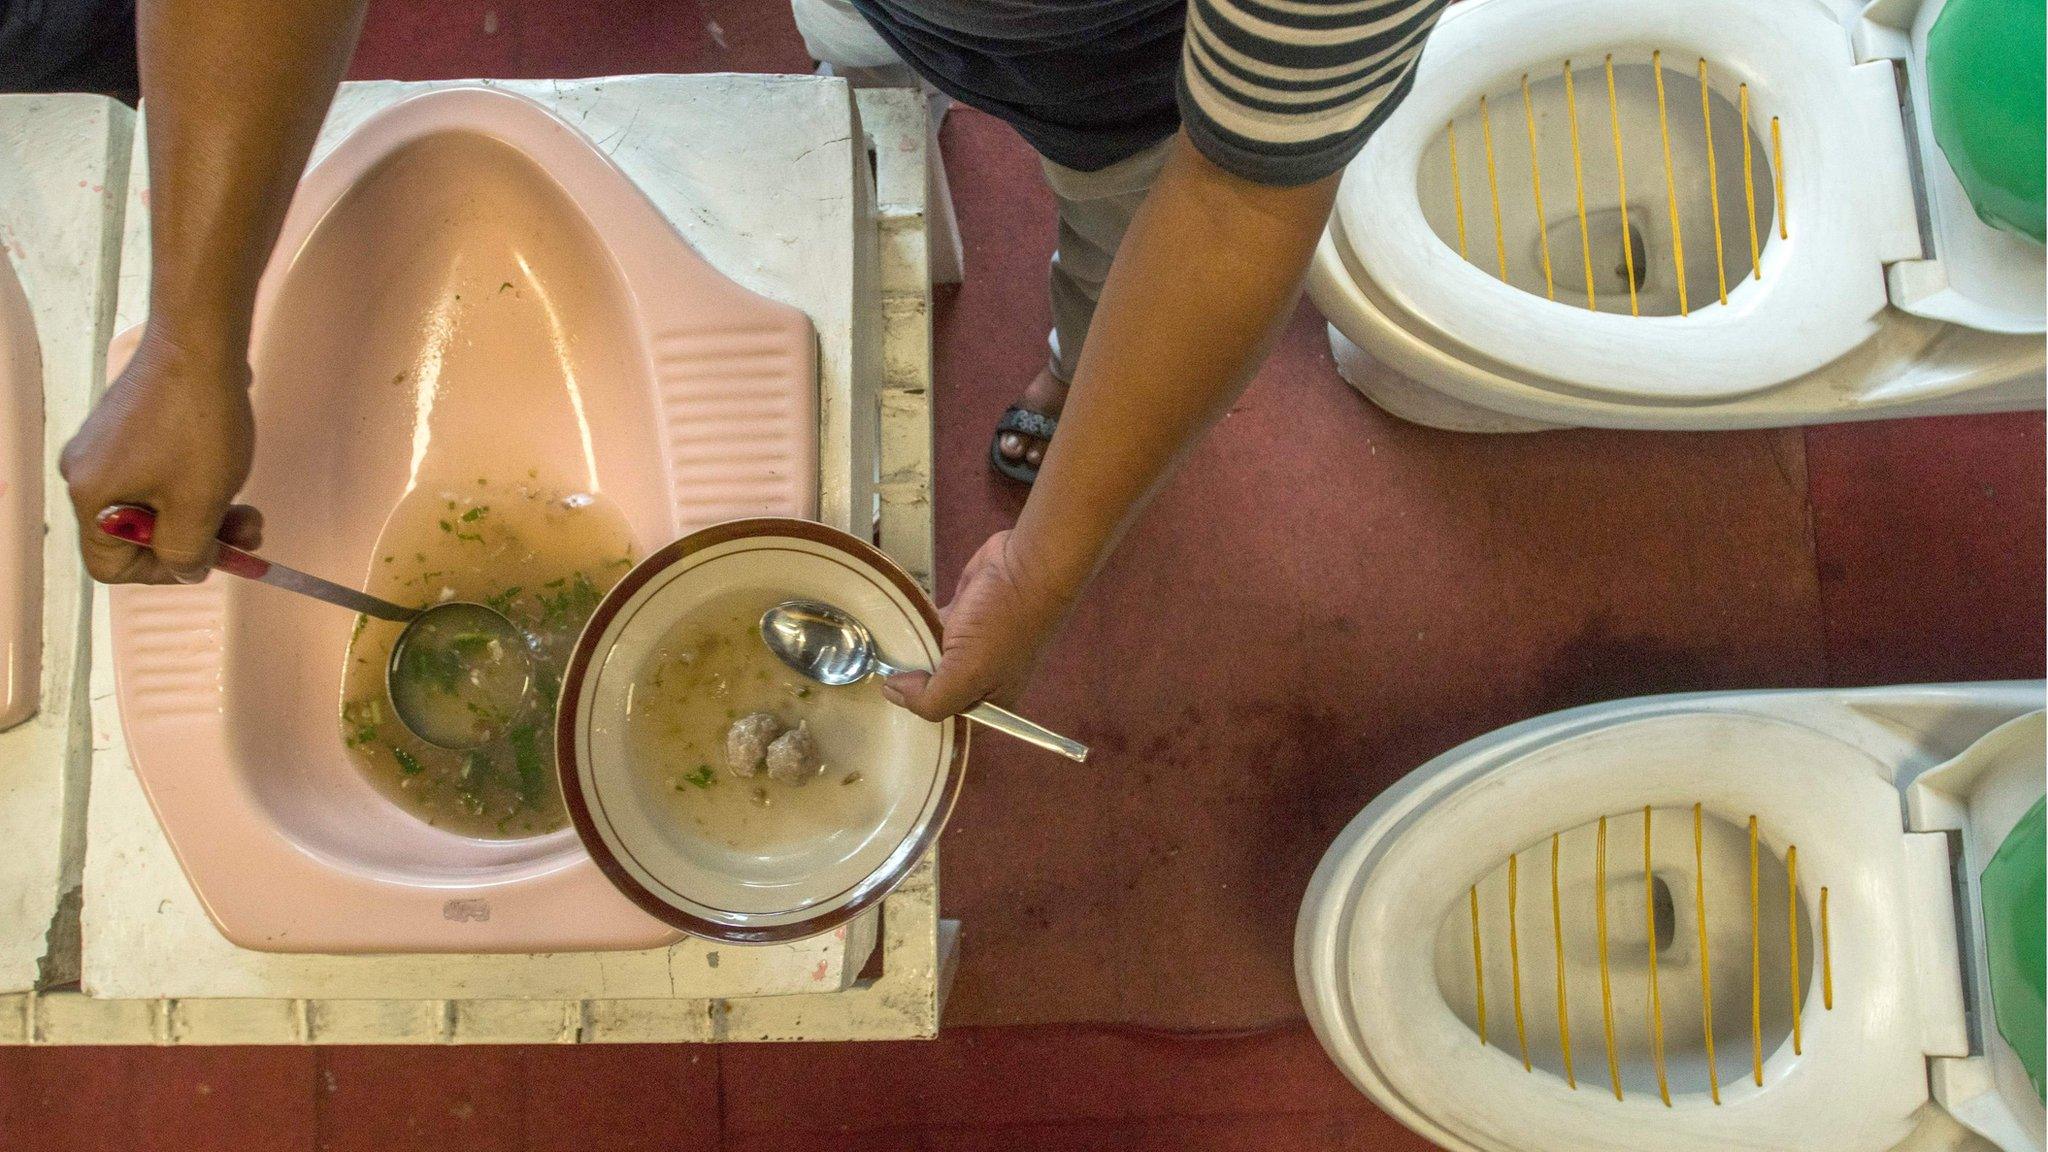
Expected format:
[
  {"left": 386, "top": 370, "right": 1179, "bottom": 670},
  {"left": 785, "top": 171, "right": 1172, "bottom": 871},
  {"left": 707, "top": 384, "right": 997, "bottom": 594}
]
[{"left": 555, "top": 518, "right": 968, "bottom": 942}]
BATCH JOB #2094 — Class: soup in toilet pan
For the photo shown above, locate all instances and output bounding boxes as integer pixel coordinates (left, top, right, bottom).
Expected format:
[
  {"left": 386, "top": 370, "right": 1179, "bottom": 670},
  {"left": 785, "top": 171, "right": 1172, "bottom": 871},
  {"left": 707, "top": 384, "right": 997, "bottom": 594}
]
[
  {"left": 340, "top": 477, "right": 637, "bottom": 839},
  {"left": 228, "top": 128, "right": 673, "bottom": 869}
]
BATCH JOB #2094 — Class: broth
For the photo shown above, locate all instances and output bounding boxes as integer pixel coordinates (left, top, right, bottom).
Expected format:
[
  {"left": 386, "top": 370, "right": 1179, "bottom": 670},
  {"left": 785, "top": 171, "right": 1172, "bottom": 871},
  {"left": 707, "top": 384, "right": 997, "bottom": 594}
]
[
  {"left": 340, "top": 476, "right": 635, "bottom": 839},
  {"left": 625, "top": 590, "right": 878, "bottom": 854}
]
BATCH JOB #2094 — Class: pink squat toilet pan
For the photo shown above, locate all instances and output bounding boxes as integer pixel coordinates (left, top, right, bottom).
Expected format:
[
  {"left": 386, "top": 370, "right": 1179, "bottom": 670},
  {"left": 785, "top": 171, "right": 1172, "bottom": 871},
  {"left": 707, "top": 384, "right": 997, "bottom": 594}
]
[
  {"left": 0, "top": 250, "right": 40, "bottom": 732},
  {"left": 106, "top": 87, "right": 818, "bottom": 952}
]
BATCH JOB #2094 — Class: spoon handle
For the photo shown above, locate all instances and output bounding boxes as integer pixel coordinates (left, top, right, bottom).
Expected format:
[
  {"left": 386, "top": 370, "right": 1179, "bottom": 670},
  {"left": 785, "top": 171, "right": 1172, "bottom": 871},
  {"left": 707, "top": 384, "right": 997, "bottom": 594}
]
[
  {"left": 95, "top": 504, "right": 418, "bottom": 622},
  {"left": 963, "top": 701, "right": 1089, "bottom": 763}
]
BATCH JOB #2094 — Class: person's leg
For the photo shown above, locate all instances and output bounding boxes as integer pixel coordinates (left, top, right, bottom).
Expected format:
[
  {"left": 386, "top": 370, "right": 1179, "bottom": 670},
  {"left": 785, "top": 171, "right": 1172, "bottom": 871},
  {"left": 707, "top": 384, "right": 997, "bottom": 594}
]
[
  {"left": 790, "top": 0, "right": 922, "bottom": 84},
  {"left": 993, "top": 137, "right": 1173, "bottom": 477}
]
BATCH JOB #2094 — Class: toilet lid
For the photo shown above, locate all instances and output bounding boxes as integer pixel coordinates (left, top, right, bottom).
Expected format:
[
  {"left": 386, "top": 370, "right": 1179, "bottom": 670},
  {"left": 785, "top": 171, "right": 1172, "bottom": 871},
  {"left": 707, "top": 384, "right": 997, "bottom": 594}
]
[
  {"left": 1904, "top": 710, "right": 2048, "bottom": 1150},
  {"left": 1332, "top": 0, "right": 1926, "bottom": 403},
  {"left": 1860, "top": 0, "right": 2048, "bottom": 335}
]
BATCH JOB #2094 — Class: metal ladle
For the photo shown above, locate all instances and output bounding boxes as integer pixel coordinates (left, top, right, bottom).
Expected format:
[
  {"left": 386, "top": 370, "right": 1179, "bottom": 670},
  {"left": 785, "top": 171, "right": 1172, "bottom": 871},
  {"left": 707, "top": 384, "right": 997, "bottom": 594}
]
[
  {"left": 96, "top": 504, "right": 531, "bottom": 750},
  {"left": 760, "top": 598, "right": 1089, "bottom": 762}
]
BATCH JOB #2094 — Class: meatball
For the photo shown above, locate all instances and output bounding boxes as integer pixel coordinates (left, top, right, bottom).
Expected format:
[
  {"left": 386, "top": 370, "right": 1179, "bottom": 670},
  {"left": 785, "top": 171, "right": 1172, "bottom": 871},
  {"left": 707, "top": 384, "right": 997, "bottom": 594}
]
[
  {"left": 724, "top": 712, "right": 782, "bottom": 778},
  {"left": 764, "top": 721, "right": 822, "bottom": 784}
]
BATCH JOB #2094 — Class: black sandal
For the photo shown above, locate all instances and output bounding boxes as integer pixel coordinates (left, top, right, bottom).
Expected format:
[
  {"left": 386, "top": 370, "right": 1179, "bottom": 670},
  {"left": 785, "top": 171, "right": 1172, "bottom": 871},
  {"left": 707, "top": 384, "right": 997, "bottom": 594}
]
[{"left": 988, "top": 405, "right": 1058, "bottom": 486}]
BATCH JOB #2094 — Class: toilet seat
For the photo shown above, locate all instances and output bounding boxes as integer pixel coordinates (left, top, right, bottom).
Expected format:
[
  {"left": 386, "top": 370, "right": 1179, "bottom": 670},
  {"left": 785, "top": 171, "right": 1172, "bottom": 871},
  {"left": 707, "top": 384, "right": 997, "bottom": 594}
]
[
  {"left": 1298, "top": 687, "right": 2047, "bottom": 1152},
  {"left": 1331, "top": 0, "right": 1924, "bottom": 404}
]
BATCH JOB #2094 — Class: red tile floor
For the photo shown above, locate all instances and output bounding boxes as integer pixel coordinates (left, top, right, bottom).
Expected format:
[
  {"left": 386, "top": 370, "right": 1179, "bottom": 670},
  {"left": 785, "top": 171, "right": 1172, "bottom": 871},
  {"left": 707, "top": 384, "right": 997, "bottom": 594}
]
[{"left": 8, "top": 1, "right": 2043, "bottom": 1147}]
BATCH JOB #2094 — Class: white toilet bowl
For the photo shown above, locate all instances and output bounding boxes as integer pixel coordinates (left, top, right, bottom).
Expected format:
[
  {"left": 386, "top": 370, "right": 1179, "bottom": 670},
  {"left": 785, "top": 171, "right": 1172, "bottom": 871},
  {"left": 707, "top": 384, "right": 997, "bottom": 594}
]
[
  {"left": 1309, "top": 0, "right": 2045, "bottom": 431},
  {"left": 1298, "top": 682, "right": 2046, "bottom": 1152}
]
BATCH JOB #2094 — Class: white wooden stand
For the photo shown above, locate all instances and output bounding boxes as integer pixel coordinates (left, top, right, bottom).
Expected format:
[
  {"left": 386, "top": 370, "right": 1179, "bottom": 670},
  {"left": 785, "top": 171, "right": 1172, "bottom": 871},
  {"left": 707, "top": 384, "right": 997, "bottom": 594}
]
[{"left": 0, "top": 79, "right": 956, "bottom": 1044}]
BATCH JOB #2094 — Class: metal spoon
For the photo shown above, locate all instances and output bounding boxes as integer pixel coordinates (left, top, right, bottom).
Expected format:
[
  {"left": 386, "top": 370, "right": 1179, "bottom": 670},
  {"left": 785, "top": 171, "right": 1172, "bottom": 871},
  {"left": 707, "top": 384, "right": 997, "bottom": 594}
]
[
  {"left": 760, "top": 598, "right": 1089, "bottom": 762},
  {"left": 96, "top": 504, "right": 531, "bottom": 750}
]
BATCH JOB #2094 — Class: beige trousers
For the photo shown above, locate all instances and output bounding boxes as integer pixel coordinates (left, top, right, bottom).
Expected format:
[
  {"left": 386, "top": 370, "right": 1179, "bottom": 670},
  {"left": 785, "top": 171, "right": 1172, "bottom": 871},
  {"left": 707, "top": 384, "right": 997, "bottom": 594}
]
[{"left": 791, "top": 0, "right": 1173, "bottom": 382}]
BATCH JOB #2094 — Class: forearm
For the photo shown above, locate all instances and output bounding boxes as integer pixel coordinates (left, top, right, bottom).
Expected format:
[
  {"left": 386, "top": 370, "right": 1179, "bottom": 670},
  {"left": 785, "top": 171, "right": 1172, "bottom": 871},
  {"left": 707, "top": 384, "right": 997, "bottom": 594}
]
[
  {"left": 1009, "top": 134, "right": 1338, "bottom": 599},
  {"left": 140, "top": 0, "right": 367, "bottom": 352}
]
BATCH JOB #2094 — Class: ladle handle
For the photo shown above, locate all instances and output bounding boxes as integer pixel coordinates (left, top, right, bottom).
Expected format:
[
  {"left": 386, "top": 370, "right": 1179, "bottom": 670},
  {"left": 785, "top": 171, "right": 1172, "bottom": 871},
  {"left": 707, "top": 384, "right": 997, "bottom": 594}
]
[
  {"left": 963, "top": 700, "right": 1090, "bottom": 763},
  {"left": 96, "top": 503, "right": 270, "bottom": 581},
  {"left": 95, "top": 504, "right": 417, "bottom": 622}
]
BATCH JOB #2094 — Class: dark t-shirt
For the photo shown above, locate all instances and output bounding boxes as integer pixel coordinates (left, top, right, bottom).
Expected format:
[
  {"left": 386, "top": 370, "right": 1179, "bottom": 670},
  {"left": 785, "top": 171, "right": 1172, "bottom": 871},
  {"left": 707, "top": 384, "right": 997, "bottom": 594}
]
[{"left": 847, "top": 0, "right": 1446, "bottom": 182}]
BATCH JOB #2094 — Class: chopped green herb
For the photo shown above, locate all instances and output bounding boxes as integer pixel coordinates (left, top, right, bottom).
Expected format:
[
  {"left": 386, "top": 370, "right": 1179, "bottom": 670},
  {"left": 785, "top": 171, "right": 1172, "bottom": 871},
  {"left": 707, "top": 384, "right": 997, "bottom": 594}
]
[
  {"left": 400, "top": 639, "right": 466, "bottom": 696},
  {"left": 392, "top": 747, "right": 424, "bottom": 775},
  {"left": 533, "top": 572, "right": 602, "bottom": 630},
  {"left": 506, "top": 723, "right": 547, "bottom": 805},
  {"left": 439, "top": 519, "right": 455, "bottom": 533},
  {"left": 455, "top": 530, "right": 484, "bottom": 544},
  {"left": 342, "top": 697, "right": 384, "bottom": 747},
  {"left": 499, "top": 281, "right": 513, "bottom": 293},
  {"left": 461, "top": 505, "right": 488, "bottom": 522},
  {"left": 449, "top": 631, "right": 497, "bottom": 659},
  {"left": 484, "top": 586, "right": 524, "bottom": 616},
  {"left": 682, "top": 764, "right": 716, "bottom": 789}
]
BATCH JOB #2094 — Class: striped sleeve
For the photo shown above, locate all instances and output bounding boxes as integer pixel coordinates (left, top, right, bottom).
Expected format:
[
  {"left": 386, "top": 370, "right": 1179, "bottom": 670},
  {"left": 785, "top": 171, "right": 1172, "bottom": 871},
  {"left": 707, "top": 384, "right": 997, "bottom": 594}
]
[{"left": 1177, "top": 0, "right": 1448, "bottom": 186}]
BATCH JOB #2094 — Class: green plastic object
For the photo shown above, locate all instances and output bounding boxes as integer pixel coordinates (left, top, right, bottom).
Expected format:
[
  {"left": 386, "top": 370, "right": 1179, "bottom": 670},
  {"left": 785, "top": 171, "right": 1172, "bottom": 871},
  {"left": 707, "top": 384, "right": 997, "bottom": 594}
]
[
  {"left": 1981, "top": 794, "right": 2045, "bottom": 1101},
  {"left": 1923, "top": 0, "right": 2047, "bottom": 244}
]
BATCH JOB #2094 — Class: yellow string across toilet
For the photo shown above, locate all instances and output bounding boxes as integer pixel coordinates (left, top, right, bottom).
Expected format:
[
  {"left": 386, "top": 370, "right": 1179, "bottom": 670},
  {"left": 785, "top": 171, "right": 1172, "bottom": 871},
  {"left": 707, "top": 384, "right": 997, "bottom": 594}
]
[
  {"left": 1821, "top": 886, "right": 1834, "bottom": 1010},
  {"left": 1561, "top": 62, "right": 1598, "bottom": 312},
  {"left": 1750, "top": 815, "right": 1763, "bottom": 1085},
  {"left": 1550, "top": 832, "right": 1577, "bottom": 1087},
  {"left": 1479, "top": 96, "right": 1511, "bottom": 282},
  {"left": 1509, "top": 853, "right": 1531, "bottom": 1068},
  {"left": 1694, "top": 804, "right": 1721, "bottom": 1104},
  {"left": 1771, "top": 116, "right": 1787, "bottom": 239},
  {"left": 1651, "top": 51, "right": 1690, "bottom": 316},
  {"left": 1602, "top": 56, "right": 1640, "bottom": 316},
  {"left": 1739, "top": 85, "right": 1762, "bottom": 281},
  {"left": 1788, "top": 844, "right": 1803, "bottom": 1055},
  {"left": 1697, "top": 59, "right": 1729, "bottom": 304},
  {"left": 1645, "top": 806, "right": 1672, "bottom": 1106},
  {"left": 1519, "top": 76, "right": 1557, "bottom": 301},
  {"left": 1447, "top": 120, "right": 1470, "bottom": 261},
  {"left": 1596, "top": 815, "right": 1622, "bottom": 1099},
  {"left": 1471, "top": 885, "right": 1488, "bottom": 1045}
]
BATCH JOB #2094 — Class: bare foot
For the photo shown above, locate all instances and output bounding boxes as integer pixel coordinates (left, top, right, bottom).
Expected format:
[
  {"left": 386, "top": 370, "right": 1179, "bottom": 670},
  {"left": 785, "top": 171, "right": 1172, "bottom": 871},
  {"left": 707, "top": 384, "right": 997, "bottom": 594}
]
[{"left": 995, "top": 366, "right": 1070, "bottom": 471}]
